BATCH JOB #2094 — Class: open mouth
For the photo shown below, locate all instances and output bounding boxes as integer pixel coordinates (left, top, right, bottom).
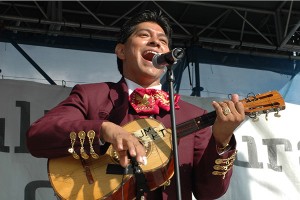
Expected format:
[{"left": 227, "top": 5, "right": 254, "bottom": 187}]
[{"left": 142, "top": 51, "right": 157, "bottom": 62}]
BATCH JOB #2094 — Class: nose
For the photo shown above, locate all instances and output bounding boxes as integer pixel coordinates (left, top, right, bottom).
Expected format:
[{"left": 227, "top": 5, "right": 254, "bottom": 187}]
[{"left": 148, "top": 36, "right": 161, "bottom": 48}]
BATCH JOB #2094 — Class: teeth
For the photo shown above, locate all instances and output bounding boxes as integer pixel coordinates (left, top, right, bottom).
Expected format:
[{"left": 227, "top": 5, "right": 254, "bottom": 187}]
[
  {"left": 143, "top": 50, "right": 158, "bottom": 61},
  {"left": 144, "top": 50, "right": 158, "bottom": 55}
]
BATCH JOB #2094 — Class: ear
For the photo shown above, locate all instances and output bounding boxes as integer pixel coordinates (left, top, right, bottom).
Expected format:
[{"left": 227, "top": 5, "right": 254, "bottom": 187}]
[{"left": 115, "top": 43, "right": 125, "bottom": 60}]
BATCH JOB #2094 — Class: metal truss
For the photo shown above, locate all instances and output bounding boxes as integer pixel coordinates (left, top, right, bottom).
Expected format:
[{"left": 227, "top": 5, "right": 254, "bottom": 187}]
[
  {"left": 0, "top": 1, "right": 299, "bottom": 54},
  {"left": 0, "top": 1, "right": 300, "bottom": 85}
]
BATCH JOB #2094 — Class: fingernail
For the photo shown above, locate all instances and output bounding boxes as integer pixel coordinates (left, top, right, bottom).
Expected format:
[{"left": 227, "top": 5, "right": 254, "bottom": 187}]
[{"left": 142, "top": 156, "right": 147, "bottom": 165}]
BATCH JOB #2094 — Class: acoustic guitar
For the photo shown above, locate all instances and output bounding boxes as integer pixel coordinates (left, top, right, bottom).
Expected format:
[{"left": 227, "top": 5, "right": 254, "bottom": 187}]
[{"left": 48, "top": 90, "right": 285, "bottom": 200}]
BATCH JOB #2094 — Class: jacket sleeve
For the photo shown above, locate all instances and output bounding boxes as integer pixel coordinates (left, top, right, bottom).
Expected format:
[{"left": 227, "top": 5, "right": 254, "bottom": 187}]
[
  {"left": 192, "top": 127, "right": 237, "bottom": 200},
  {"left": 26, "top": 84, "right": 112, "bottom": 158}
]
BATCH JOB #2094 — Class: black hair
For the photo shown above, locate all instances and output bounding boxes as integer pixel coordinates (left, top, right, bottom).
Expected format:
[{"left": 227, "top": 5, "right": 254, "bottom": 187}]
[{"left": 116, "top": 10, "right": 173, "bottom": 75}]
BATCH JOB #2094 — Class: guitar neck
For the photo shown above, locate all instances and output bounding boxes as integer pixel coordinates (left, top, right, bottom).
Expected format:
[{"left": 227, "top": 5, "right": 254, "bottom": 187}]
[
  {"left": 175, "top": 90, "right": 286, "bottom": 139},
  {"left": 176, "top": 111, "right": 216, "bottom": 139}
]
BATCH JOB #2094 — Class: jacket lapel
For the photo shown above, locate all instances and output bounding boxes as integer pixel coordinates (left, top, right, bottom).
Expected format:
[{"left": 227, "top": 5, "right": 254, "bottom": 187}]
[{"left": 108, "top": 78, "right": 136, "bottom": 125}]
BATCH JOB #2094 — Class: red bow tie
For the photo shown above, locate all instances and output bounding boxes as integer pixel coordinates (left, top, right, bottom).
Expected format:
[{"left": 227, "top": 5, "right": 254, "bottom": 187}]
[{"left": 129, "top": 88, "right": 180, "bottom": 115}]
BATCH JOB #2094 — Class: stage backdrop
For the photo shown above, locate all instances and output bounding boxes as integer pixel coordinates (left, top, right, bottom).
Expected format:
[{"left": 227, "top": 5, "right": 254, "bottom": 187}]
[{"left": 0, "top": 79, "right": 299, "bottom": 200}]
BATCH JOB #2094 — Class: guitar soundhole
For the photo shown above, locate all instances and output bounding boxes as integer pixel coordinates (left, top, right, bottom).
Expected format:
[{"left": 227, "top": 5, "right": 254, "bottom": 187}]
[{"left": 109, "top": 141, "right": 152, "bottom": 164}]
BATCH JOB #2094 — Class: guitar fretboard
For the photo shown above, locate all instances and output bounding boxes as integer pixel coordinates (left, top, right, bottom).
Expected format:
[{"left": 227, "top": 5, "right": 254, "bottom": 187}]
[{"left": 176, "top": 111, "right": 217, "bottom": 138}]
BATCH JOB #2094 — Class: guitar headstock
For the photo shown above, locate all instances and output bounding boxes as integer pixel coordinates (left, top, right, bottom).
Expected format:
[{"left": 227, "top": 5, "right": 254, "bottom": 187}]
[{"left": 240, "top": 90, "right": 285, "bottom": 120}]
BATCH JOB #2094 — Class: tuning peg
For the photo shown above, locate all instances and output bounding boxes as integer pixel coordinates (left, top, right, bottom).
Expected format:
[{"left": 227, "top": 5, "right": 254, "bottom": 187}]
[
  {"left": 274, "top": 110, "right": 281, "bottom": 118},
  {"left": 250, "top": 112, "right": 259, "bottom": 122},
  {"left": 265, "top": 110, "right": 269, "bottom": 121},
  {"left": 252, "top": 117, "right": 259, "bottom": 122}
]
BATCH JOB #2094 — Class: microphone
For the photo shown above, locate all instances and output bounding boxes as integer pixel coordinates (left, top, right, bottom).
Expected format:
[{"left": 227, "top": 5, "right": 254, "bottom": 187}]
[{"left": 152, "top": 48, "right": 184, "bottom": 69}]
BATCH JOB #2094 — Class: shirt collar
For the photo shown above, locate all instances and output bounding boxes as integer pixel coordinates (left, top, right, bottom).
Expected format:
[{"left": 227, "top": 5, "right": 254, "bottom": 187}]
[{"left": 124, "top": 78, "right": 162, "bottom": 95}]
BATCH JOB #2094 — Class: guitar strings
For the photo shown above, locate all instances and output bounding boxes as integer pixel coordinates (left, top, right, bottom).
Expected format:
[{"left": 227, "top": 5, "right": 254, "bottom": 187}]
[
  {"left": 152, "top": 136, "right": 171, "bottom": 184},
  {"left": 121, "top": 173, "right": 126, "bottom": 200}
]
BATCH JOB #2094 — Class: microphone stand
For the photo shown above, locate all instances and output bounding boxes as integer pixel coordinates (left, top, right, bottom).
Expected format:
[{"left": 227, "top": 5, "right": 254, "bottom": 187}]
[{"left": 166, "top": 65, "right": 182, "bottom": 200}]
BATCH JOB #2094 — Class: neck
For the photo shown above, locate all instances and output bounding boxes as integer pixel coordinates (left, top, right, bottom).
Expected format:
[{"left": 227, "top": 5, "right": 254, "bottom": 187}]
[
  {"left": 125, "top": 78, "right": 162, "bottom": 95},
  {"left": 125, "top": 77, "right": 161, "bottom": 88}
]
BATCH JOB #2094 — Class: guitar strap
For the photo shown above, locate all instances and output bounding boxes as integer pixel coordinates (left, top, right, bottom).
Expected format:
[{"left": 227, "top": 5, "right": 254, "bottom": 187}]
[{"left": 106, "top": 158, "right": 149, "bottom": 199}]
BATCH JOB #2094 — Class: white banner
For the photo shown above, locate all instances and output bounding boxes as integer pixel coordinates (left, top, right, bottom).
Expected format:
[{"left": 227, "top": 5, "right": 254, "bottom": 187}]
[
  {"left": 1, "top": 79, "right": 299, "bottom": 199},
  {"left": 219, "top": 102, "right": 300, "bottom": 200},
  {"left": 0, "top": 79, "right": 71, "bottom": 200}
]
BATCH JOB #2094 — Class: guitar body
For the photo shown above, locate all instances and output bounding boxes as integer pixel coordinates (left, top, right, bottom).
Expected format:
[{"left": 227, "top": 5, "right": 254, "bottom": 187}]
[{"left": 48, "top": 118, "right": 174, "bottom": 200}]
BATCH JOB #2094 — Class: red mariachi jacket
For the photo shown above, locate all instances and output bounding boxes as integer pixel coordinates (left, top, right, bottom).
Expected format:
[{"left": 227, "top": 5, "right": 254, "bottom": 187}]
[{"left": 26, "top": 78, "right": 236, "bottom": 200}]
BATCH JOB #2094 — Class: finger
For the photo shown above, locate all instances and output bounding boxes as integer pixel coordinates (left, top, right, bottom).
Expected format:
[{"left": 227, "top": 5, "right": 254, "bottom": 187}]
[
  {"left": 135, "top": 142, "right": 147, "bottom": 165},
  {"left": 219, "top": 101, "right": 231, "bottom": 112},
  {"left": 126, "top": 136, "right": 147, "bottom": 165},
  {"left": 226, "top": 96, "right": 244, "bottom": 116},
  {"left": 115, "top": 136, "right": 124, "bottom": 151},
  {"left": 212, "top": 101, "right": 231, "bottom": 117},
  {"left": 212, "top": 100, "right": 223, "bottom": 111},
  {"left": 126, "top": 136, "right": 137, "bottom": 157},
  {"left": 235, "top": 102, "right": 245, "bottom": 117},
  {"left": 226, "top": 101, "right": 238, "bottom": 115},
  {"left": 118, "top": 150, "right": 129, "bottom": 167},
  {"left": 230, "top": 93, "right": 239, "bottom": 103}
]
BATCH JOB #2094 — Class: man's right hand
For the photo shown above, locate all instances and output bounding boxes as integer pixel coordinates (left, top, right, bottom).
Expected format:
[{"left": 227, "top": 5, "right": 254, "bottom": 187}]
[{"left": 100, "top": 121, "right": 147, "bottom": 167}]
